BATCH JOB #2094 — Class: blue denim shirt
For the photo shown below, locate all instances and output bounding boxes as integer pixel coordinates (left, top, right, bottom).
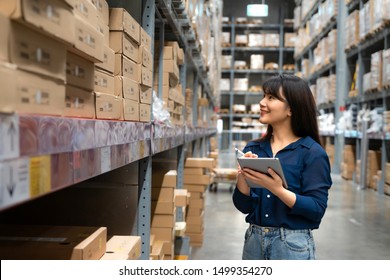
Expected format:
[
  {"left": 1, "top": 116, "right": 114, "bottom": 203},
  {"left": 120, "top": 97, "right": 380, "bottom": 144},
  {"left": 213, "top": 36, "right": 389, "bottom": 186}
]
[{"left": 232, "top": 136, "right": 332, "bottom": 230}]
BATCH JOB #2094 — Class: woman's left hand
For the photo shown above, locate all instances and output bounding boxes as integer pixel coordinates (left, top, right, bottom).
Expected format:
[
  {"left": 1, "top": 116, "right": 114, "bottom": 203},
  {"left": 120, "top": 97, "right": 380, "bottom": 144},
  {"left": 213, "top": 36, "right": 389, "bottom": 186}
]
[{"left": 241, "top": 167, "right": 285, "bottom": 194}]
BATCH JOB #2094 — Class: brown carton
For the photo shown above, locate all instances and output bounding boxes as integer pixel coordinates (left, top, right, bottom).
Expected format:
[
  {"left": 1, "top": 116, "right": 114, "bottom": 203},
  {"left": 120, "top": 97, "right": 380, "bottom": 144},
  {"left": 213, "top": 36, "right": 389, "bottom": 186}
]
[
  {"left": 152, "top": 187, "right": 174, "bottom": 202},
  {"left": 0, "top": 64, "right": 65, "bottom": 115},
  {"left": 100, "top": 235, "right": 141, "bottom": 260},
  {"left": 174, "top": 189, "right": 189, "bottom": 207},
  {"left": 151, "top": 227, "right": 175, "bottom": 242},
  {"left": 141, "top": 66, "right": 153, "bottom": 87},
  {"left": 96, "top": 17, "right": 110, "bottom": 46},
  {"left": 66, "top": 52, "right": 95, "bottom": 90},
  {"left": 109, "top": 8, "right": 140, "bottom": 44},
  {"left": 109, "top": 31, "right": 139, "bottom": 63},
  {"left": 123, "top": 98, "right": 139, "bottom": 121},
  {"left": 64, "top": 85, "right": 95, "bottom": 118},
  {"left": 0, "top": 14, "right": 67, "bottom": 81},
  {"left": 185, "top": 158, "right": 216, "bottom": 169},
  {"left": 140, "top": 28, "right": 152, "bottom": 50},
  {"left": 115, "top": 76, "right": 139, "bottom": 101},
  {"left": 95, "top": 45, "right": 115, "bottom": 74},
  {"left": 91, "top": 0, "right": 109, "bottom": 25},
  {"left": 140, "top": 103, "right": 151, "bottom": 122},
  {"left": 114, "top": 54, "right": 140, "bottom": 82},
  {"left": 72, "top": 15, "right": 104, "bottom": 63},
  {"left": 0, "top": 0, "right": 74, "bottom": 45},
  {"left": 152, "top": 170, "right": 177, "bottom": 187},
  {"left": 140, "top": 85, "right": 152, "bottom": 104},
  {"left": 151, "top": 214, "right": 175, "bottom": 228},
  {"left": 94, "top": 68, "right": 115, "bottom": 95},
  {"left": 95, "top": 92, "right": 123, "bottom": 120},
  {"left": 140, "top": 46, "right": 153, "bottom": 70},
  {"left": 74, "top": 0, "right": 99, "bottom": 27},
  {"left": 152, "top": 201, "right": 175, "bottom": 215}
]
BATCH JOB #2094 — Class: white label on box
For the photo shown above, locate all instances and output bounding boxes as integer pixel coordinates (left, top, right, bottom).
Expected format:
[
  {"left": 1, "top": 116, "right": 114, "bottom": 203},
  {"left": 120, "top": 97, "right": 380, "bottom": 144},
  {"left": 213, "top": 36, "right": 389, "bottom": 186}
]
[
  {"left": 100, "top": 146, "right": 111, "bottom": 173},
  {"left": 0, "top": 114, "right": 20, "bottom": 160},
  {"left": 0, "top": 158, "right": 30, "bottom": 209}
]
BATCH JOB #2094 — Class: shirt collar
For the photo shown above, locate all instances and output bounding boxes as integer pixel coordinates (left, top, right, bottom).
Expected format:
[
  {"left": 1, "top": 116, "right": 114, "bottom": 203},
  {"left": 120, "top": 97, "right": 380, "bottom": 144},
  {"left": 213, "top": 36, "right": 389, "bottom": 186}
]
[{"left": 248, "top": 136, "right": 315, "bottom": 151}]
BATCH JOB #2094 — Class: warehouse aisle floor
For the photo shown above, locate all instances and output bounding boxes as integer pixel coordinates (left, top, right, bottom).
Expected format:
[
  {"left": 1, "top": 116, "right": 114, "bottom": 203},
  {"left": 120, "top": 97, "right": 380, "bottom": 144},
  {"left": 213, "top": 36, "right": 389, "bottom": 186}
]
[{"left": 190, "top": 173, "right": 390, "bottom": 260}]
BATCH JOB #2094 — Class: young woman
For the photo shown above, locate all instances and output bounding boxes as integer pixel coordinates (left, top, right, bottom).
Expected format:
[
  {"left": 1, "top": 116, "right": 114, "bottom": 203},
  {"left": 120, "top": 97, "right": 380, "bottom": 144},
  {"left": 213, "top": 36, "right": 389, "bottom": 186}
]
[{"left": 232, "top": 74, "right": 332, "bottom": 260}]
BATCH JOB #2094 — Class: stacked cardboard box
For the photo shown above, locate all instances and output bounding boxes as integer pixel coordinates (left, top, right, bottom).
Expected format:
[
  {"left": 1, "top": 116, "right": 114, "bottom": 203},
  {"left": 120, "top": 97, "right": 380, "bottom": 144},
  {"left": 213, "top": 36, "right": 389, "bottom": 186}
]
[
  {"left": 100, "top": 235, "right": 141, "bottom": 260},
  {"left": 346, "top": 10, "right": 359, "bottom": 50},
  {"left": 371, "top": 51, "right": 383, "bottom": 91},
  {"left": 151, "top": 170, "right": 177, "bottom": 260},
  {"left": 367, "top": 150, "right": 381, "bottom": 189},
  {"left": 183, "top": 158, "right": 215, "bottom": 247},
  {"left": 154, "top": 41, "right": 185, "bottom": 125},
  {"left": 109, "top": 8, "right": 152, "bottom": 122},
  {"left": 382, "top": 49, "right": 390, "bottom": 88},
  {"left": 185, "top": 88, "right": 194, "bottom": 126},
  {"left": 341, "top": 145, "right": 355, "bottom": 180},
  {"left": 0, "top": 1, "right": 74, "bottom": 115}
]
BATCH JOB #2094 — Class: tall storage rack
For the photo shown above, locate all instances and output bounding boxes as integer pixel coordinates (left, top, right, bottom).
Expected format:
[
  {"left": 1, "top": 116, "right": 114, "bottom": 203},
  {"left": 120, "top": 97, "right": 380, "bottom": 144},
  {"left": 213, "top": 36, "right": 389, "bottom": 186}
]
[
  {"left": 342, "top": 0, "right": 390, "bottom": 195},
  {"left": 0, "top": 0, "right": 219, "bottom": 259},
  {"left": 219, "top": 15, "right": 295, "bottom": 151},
  {"left": 293, "top": 0, "right": 345, "bottom": 174},
  {"left": 294, "top": 0, "right": 390, "bottom": 196}
]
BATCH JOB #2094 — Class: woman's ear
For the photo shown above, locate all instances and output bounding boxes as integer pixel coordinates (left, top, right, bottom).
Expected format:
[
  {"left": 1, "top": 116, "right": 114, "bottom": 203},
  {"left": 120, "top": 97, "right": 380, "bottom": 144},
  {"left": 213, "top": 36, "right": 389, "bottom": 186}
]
[{"left": 287, "top": 108, "right": 292, "bottom": 117}]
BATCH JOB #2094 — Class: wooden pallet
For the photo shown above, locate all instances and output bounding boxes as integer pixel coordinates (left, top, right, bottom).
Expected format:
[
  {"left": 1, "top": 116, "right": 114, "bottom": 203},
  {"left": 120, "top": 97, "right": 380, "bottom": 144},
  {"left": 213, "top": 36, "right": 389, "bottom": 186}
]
[
  {"left": 233, "top": 110, "right": 246, "bottom": 114},
  {"left": 235, "top": 42, "right": 248, "bottom": 47},
  {"left": 221, "top": 42, "right": 231, "bottom": 47},
  {"left": 382, "top": 83, "right": 390, "bottom": 90}
]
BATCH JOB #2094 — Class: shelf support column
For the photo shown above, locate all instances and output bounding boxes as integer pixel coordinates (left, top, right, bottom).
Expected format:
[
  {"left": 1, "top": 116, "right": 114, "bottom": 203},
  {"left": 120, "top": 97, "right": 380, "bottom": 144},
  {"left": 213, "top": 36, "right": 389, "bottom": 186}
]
[{"left": 333, "top": 0, "right": 348, "bottom": 174}]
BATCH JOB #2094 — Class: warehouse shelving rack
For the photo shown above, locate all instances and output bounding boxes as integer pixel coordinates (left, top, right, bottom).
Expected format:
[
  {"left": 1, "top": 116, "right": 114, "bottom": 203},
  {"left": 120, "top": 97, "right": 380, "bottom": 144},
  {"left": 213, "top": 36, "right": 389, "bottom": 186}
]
[
  {"left": 293, "top": 0, "right": 346, "bottom": 174},
  {"left": 0, "top": 0, "right": 218, "bottom": 259},
  {"left": 219, "top": 15, "right": 295, "bottom": 151},
  {"left": 342, "top": 0, "right": 390, "bottom": 195}
]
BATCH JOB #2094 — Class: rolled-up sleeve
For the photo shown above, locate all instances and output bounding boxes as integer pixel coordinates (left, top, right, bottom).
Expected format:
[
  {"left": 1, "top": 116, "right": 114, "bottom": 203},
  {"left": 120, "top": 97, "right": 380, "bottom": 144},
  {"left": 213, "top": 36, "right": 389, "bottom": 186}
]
[{"left": 290, "top": 149, "right": 332, "bottom": 222}]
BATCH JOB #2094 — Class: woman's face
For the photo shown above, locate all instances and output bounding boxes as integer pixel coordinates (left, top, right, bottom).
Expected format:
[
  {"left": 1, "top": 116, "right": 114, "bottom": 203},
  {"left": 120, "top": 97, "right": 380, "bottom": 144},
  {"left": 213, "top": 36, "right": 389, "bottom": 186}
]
[{"left": 259, "top": 88, "right": 291, "bottom": 125}]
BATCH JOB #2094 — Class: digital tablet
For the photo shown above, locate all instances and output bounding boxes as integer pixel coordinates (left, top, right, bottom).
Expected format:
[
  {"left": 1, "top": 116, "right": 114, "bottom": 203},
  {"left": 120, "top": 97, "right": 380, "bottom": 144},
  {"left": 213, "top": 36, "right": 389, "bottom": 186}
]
[{"left": 237, "top": 157, "right": 288, "bottom": 188}]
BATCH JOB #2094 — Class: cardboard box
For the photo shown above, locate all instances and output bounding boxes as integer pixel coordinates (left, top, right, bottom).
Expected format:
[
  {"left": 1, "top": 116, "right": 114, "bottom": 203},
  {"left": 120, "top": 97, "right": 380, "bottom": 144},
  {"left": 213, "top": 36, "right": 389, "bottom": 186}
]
[
  {"left": 141, "top": 66, "right": 153, "bottom": 87},
  {"left": 150, "top": 239, "right": 164, "bottom": 260},
  {"left": 151, "top": 227, "right": 175, "bottom": 242},
  {"left": 163, "top": 45, "right": 178, "bottom": 61},
  {"left": 74, "top": 0, "right": 99, "bottom": 27},
  {"left": 163, "top": 60, "right": 180, "bottom": 82},
  {"left": 96, "top": 17, "right": 110, "bottom": 46},
  {"left": 91, "top": 0, "right": 109, "bottom": 25},
  {"left": 101, "top": 235, "right": 141, "bottom": 260},
  {"left": 151, "top": 201, "right": 175, "bottom": 215},
  {"left": 140, "top": 103, "right": 151, "bottom": 122},
  {"left": 109, "top": 31, "right": 139, "bottom": 63},
  {"left": 115, "top": 76, "right": 139, "bottom": 101},
  {"left": 174, "top": 189, "right": 189, "bottom": 207},
  {"left": 95, "top": 45, "right": 115, "bottom": 74},
  {"left": 186, "top": 211, "right": 204, "bottom": 225},
  {"left": 94, "top": 68, "right": 115, "bottom": 95},
  {"left": 123, "top": 98, "right": 139, "bottom": 121},
  {"left": 185, "top": 223, "right": 203, "bottom": 234},
  {"left": 153, "top": 71, "right": 170, "bottom": 87},
  {"left": 152, "top": 187, "right": 174, "bottom": 202},
  {"left": 140, "top": 85, "right": 152, "bottom": 104},
  {"left": 66, "top": 52, "right": 95, "bottom": 90},
  {"left": 184, "top": 174, "right": 212, "bottom": 185},
  {"left": 0, "top": 0, "right": 74, "bottom": 45},
  {"left": 185, "top": 158, "right": 215, "bottom": 169},
  {"left": 151, "top": 214, "right": 175, "bottom": 228},
  {"left": 140, "top": 28, "right": 152, "bottom": 50},
  {"left": 183, "top": 168, "right": 204, "bottom": 175},
  {"left": 186, "top": 206, "right": 204, "bottom": 217},
  {"left": 152, "top": 170, "right": 177, "bottom": 187},
  {"left": 140, "top": 46, "right": 153, "bottom": 70},
  {"left": 72, "top": 14, "right": 104, "bottom": 63},
  {"left": 109, "top": 8, "right": 140, "bottom": 44},
  {"left": 0, "top": 64, "right": 65, "bottom": 115},
  {"left": 183, "top": 184, "right": 208, "bottom": 193},
  {"left": 177, "top": 48, "right": 184, "bottom": 65},
  {"left": 0, "top": 14, "right": 67, "bottom": 81},
  {"left": 64, "top": 85, "right": 95, "bottom": 118},
  {"left": 95, "top": 92, "right": 123, "bottom": 120},
  {"left": 0, "top": 225, "right": 107, "bottom": 260},
  {"left": 114, "top": 54, "right": 140, "bottom": 82}
]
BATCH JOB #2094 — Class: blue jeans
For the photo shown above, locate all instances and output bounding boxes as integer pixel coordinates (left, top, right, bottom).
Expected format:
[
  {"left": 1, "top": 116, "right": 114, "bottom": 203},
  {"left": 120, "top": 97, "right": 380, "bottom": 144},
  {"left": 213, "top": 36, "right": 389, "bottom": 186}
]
[{"left": 242, "top": 224, "right": 316, "bottom": 260}]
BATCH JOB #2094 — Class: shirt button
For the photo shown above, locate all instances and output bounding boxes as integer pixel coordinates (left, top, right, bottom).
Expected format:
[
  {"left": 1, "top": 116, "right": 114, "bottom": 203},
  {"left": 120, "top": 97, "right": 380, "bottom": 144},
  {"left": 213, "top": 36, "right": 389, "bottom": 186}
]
[
  {"left": 265, "top": 214, "right": 269, "bottom": 218},
  {"left": 267, "top": 194, "right": 271, "bottom": 198}
]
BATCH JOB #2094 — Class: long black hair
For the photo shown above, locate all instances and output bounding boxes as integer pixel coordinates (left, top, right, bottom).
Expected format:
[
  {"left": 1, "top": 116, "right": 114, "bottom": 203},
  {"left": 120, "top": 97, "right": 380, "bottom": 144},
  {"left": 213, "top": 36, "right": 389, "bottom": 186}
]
[{"left": 260, "top": 74, "right": 321, "bottom": 144}]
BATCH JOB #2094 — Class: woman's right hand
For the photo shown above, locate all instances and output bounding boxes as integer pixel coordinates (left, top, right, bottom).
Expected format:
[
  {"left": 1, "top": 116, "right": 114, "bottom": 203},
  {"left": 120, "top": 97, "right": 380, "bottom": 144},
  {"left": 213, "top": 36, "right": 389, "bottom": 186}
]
[{"left": 236, "top": 151, "right": 257, "bottom": 195}]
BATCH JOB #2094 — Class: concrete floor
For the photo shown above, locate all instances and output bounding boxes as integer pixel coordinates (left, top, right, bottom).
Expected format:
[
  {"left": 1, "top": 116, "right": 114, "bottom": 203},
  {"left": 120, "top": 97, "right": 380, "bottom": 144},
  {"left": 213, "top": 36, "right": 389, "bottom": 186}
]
[{"left": 190, "top": 173, "right": 390, "bottom": 260}]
